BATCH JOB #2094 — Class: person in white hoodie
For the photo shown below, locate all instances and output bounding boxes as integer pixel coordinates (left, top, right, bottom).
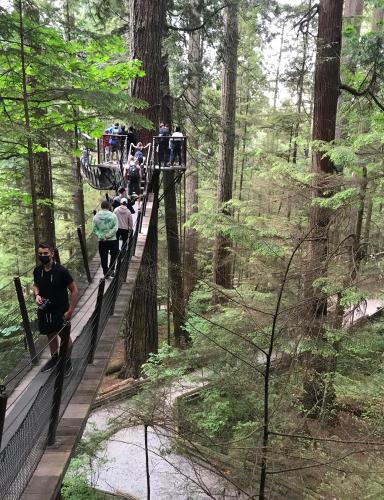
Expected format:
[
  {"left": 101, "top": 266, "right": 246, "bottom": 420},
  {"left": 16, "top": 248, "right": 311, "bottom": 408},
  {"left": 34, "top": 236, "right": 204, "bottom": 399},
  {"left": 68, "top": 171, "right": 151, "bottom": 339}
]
[
  {"left": 114, "top": 197, "right": 133, "bottom": 246},
  {"left": 170, "top": 126, "right": 184, "bottom": 165},
  {"left": 92, "top": 200, "right": 119, "bottom": 276}
]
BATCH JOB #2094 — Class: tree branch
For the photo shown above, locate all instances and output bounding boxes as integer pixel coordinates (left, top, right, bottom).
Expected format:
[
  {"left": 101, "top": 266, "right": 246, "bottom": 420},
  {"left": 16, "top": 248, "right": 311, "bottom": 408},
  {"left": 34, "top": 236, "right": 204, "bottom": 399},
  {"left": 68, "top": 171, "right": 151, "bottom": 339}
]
[{"left": 167, "top": 3, "right": 229, "bottom": 33}]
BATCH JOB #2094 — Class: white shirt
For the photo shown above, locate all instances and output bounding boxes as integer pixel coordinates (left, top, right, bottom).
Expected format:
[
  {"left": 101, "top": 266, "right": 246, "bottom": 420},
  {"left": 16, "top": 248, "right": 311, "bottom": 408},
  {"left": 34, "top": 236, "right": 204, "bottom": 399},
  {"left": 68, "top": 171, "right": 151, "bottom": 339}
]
[{"left": 171, "top": 131, "right": 183, "bottom": 141}]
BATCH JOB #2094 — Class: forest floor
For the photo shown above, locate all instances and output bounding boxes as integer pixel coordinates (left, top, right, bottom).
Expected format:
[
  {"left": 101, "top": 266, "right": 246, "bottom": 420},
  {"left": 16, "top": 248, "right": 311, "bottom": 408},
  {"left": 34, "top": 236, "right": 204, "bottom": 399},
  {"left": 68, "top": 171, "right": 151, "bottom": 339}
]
[{"left": 91, "top": 303, "right": 384, "bottom": 499}]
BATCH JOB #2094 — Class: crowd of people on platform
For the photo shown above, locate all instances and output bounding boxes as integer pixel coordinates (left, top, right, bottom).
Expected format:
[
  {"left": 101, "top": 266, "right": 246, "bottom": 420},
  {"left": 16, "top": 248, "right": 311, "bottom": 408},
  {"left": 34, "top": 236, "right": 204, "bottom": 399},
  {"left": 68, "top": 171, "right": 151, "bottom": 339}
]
[
  {"left": 95, "top": 121, "right": 187, "bottom": 284},
  {"left": 157, "top": 123, "right": 184, "bottom": 166},
  {"left": 103, "top": 121, "right": 185, "bottom": 167},
  {"left": 103, "top": 123, "right": 137, "bottom": 162}
]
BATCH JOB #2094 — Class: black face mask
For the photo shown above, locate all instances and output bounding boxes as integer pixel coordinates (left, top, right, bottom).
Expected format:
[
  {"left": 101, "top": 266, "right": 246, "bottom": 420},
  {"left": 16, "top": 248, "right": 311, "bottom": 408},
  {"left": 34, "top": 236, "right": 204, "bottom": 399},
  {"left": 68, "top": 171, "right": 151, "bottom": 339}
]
[{"left": 38, "top": 255, "right": 51, "bottom": 265}]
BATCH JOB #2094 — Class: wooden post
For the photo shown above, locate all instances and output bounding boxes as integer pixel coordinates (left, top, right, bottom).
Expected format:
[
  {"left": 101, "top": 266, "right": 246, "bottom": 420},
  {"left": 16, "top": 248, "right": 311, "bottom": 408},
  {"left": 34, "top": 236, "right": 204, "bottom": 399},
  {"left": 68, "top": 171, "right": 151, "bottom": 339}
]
[
  {"left": 77, "top": 227, "right": 92, "bottom": 283},
  {"left": 0, "top": 385, "right": 7, "bottom": 451},
  {"left": 14, "top": 277, "right": 38, "bottom": 364},
  {"left": 88, "top": 279, "right": 105, "bottom": 364},
  {"left": 54, "top": 248, "right": 61, "bottom": 265},
  {"left": 110, "top": 252, "right": 123, "bottom": 316}
]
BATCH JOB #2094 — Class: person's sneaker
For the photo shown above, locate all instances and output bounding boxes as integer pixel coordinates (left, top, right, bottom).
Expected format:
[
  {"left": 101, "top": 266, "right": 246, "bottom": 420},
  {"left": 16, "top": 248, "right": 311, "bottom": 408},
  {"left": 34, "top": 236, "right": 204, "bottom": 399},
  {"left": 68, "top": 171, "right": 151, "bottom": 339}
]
[
  {"left": 40, "top": 355, "right": 59, "bottom": 373},
  {"left": 64, "top": 359, "right": 73, "bottom": 378}
]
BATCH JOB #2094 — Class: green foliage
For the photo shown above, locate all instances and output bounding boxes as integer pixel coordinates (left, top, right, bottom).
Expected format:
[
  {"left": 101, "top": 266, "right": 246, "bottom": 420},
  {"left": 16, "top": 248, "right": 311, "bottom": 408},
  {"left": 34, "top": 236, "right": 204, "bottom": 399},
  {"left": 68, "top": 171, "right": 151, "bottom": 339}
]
[
  {"left": 142, "top": 344, "right": 189, "bottom": 384},
  {"left": 192, "top": 389, "right": 232, "bottom": 437},
  {"left": 311, "top": 188, "right": 358, "bottom": 210},
  {"left": 62, "top": 425, "right": 110, "bottom": 500},
  {"left": 62, "top": 462, "right": 104, "bottom": 500}
]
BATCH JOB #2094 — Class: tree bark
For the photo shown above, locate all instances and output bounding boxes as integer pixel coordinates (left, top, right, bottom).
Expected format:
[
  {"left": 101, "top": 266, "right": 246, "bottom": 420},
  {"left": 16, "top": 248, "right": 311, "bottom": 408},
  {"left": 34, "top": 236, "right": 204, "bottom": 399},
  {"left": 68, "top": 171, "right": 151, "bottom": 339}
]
[
  {"left": 121, "top": 192, "right": 159, "bottom": 378},
  {"left": 65, "top": 0, "right": 86, "bottom": 237},
  {"left": 303, "top": 0, "right": 344, "bottom": 417},
  {"left": 121, "top": 0, "right": 162, "bottom": 376},
  {"left": 158, "top": 0, "right": 187, "bottom": 345},
  {"left": 18, "top": 0, "right": 56, "bottom": 256},
  {"left": 163, "top": 171, "right": 187, "bottom": 345},
  {"left": 129, "top": 0, "right": 162, "bottom": 145},
  {"left": 213, "top": 2, "right": 239, "bottom": 291},
  {"left": 273, "top": 21, "right": 285, "bottom": 111},
  {"left": 184, "top": 0, "right": 203, "bottom": 302}
]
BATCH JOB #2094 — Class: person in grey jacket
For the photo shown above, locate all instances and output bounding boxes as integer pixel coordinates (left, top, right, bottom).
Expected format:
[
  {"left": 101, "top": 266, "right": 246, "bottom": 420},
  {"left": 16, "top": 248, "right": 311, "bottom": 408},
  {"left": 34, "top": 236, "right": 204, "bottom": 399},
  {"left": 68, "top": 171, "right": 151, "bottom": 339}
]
[{"left": 92, "top": 200, "right": 119, "bottom": 276}]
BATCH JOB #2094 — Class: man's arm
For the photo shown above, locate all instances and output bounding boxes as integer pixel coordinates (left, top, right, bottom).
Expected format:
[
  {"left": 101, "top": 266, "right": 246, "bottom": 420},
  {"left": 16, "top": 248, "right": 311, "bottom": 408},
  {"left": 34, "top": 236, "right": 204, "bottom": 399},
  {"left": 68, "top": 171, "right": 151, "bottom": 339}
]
[
  {"left": 92, "top": 217, "right": 102, "bottom": 240},
  {"left": 32, "top": 284, "right": 43, "bottom": 305},
  {"left": 105, "top": 214, "right": 119, "bottom": 239},
  {"left": 128, "top": 212, "right": 133, "bottom": 231},
  {"left": 64, "top": 281, "right": 78, "bottom": 321}
]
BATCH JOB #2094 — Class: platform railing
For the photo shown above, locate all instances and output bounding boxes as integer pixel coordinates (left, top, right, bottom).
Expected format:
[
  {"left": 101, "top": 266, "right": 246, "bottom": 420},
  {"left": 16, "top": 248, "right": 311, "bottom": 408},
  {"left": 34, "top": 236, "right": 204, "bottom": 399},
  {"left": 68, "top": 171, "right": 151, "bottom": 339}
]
[{"left": 152, "top": 135, "right": 187, "bottom": 169}]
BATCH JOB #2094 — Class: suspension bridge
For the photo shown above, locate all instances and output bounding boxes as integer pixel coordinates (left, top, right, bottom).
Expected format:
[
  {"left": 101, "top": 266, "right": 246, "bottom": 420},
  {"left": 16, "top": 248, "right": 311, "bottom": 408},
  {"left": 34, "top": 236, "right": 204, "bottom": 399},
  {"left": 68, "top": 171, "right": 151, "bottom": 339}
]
[{"left": 0, "top": 135, "right": 187, "bottom": 500}]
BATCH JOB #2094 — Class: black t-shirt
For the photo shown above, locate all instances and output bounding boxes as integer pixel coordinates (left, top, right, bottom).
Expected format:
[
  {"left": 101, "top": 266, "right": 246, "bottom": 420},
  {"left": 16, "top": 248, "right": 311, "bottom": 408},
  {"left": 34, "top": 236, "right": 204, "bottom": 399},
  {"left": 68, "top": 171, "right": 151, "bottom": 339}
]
[
  {"left": 127, "top": 131, "right": 136, "bottom": 144},
  {"left": 33, "top": 263, "right": 73, "bottom": 312}
]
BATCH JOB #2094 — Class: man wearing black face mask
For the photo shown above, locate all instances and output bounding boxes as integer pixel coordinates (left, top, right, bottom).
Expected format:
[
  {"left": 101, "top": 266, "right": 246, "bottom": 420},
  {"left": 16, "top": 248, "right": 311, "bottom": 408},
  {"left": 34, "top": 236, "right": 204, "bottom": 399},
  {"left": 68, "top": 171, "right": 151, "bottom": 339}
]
[{"left": 33, "top": 242, "right": 78, "bottom": 375}]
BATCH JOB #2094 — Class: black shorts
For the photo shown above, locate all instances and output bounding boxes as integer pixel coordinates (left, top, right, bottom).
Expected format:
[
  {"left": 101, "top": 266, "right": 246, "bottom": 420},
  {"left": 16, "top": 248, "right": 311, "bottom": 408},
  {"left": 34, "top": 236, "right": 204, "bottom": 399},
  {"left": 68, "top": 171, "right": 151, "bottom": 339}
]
[
  {"left": 37, "top": 308, "right": 66, "bottom": 335},
  {"left": 129, "top": 180, "right": 140, "bottom": 196}
]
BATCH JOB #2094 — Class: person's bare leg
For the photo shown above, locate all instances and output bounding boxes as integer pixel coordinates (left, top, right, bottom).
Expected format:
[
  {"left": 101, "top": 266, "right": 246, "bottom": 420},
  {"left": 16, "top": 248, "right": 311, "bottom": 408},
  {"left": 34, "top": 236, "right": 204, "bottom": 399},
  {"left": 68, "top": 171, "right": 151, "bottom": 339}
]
[{"left": 47, "top": 334, "right": 59, "bottom": 356}]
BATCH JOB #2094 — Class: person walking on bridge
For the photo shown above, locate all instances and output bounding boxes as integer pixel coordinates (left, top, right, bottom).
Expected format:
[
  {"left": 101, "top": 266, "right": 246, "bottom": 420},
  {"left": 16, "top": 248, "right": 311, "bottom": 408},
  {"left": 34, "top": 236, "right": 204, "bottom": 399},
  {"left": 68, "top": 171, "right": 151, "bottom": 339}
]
[
  {"left": 112, "top": 186, "right": 136, "bottom": 214},
  {"left": 114, "top": 197, "right": 133, "bottom": 246},
  {"left": 92, "top": 200, "right": 119, "bottom": 277},
  {"left": 33, "top": 242, "right": 78, "bottom": 375}
]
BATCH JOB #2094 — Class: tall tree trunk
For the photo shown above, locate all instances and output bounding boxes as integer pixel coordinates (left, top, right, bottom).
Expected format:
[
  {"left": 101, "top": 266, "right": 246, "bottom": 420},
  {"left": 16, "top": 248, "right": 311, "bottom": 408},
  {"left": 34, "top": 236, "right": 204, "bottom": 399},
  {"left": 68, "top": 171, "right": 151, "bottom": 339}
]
[
  {"left": 373, "top": 6, "right": 384, "bottom": 26},
  {"left": 292, "top": 0, "right": 311, "bottom": 167},
  {"left": 159, "top": 3, "right": 187, "bottom": 345},
  {"left": 273, "top": 20, "right": 285, "bottom": 111},
  {"left": 184, "top": 0, "right": 203, "bottom": 302},
  {"left": 213, "top": 2, "right": 239, "bottom": 291},
  {"left": 129, "top": 0, "right": 162, "bottom": 145},
  {"left": 18, "top": 0, "right": 56, "bottom": 256},
  {"left": 65, "top": 0, "right": 86, "bottom": 238},
  {"left": 332, "top": 0, "right": 365, "bottom": 328},
  {"left": 122, "top": 0, "right": 161, "bottom": 376},
  {"left": 303, "top": 0, "right": 344, "bottom": 417},
  {"left": 363, "top": 195, "right": 373, "bottom": 245},
  {"left": 121, "top": 192, "right": 159, "bottom": 378}
]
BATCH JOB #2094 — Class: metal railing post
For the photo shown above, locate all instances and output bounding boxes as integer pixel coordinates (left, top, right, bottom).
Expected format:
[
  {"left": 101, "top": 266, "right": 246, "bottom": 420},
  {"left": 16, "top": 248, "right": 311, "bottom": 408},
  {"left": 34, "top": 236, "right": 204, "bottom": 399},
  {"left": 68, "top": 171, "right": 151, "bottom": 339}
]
[
  {"left": 77, "top": 227, "right": 92, "bottom": 283},
  {"left": 183, "top": 136, "right": 187, "bottom": 167},
  {"left": 133, "top": 212, "right": 141, "bottom": 256},
  {"left": 47, "top": 321, "right": 71, "bottom": 446},
  {"left": 0, "top": 385, "right": 7, "bottom": 451},
  {"left": 110, "top": 252, "right": 123, "bottom": 316},
  {"left": 54, "top": 248, "right": 61, "bottom": 265},
  {"left": 14, "top": 277, "right": 38, "bottom": 365},
  {"left": 88, "top": 278, "right": 105, "bottom": 364}
]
